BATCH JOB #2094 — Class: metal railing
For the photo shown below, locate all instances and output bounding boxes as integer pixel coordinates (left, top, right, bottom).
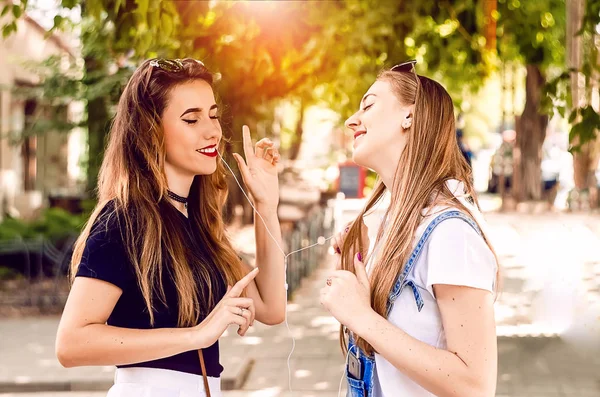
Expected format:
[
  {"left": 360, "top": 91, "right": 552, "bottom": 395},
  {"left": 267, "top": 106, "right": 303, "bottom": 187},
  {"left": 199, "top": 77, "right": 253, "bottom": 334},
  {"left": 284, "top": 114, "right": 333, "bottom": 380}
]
[
  {"left": 0, "top": 235, "right": 75, "bottom": 309},
  {"left": 283, "top": 204, "right": 334, "bottom": 297}
]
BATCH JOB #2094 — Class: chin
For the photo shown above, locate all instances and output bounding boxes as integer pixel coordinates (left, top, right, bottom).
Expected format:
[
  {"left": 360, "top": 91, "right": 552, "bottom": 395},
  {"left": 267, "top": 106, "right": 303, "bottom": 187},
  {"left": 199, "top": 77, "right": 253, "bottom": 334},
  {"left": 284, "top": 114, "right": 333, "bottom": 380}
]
[{"left": 195, "top": 164, "right": 218, "bottom": 176}]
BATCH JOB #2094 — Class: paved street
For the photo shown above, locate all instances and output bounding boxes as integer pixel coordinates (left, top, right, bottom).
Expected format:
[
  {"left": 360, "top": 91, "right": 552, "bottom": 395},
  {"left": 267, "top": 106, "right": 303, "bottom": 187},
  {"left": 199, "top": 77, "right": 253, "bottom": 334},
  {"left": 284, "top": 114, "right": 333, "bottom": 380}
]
[{"left": 1, "top": 209, "right": 599, "bottom": 396}]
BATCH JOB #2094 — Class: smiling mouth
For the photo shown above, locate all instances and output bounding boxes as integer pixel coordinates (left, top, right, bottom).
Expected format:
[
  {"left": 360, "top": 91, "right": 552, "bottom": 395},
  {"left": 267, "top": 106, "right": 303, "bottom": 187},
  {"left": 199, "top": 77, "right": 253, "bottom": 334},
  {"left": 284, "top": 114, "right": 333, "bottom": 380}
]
[
  {"left": 196, "top": 144, "right": 218, "bottom": 157},
  {"left": 354, "top": 131, "right": 366, "bottom": 139}
]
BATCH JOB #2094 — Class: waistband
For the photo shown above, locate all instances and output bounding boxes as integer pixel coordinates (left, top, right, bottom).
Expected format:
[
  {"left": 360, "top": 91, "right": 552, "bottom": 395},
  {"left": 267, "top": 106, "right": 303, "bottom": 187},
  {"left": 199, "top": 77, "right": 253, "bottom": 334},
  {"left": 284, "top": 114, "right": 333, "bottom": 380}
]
[{"left": 114, "top": 367, "right": 221, "bottom": 396}]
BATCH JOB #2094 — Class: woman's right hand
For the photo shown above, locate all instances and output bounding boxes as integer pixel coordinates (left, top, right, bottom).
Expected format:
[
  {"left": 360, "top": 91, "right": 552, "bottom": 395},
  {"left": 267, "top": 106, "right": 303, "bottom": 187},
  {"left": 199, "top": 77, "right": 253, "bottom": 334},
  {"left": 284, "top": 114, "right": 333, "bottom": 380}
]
[
  {"left": 191, "top": 268, "right": 259, "bottom": 349},
  {"left": 331, "top": 219, "right": 369, "bottom": 270}
]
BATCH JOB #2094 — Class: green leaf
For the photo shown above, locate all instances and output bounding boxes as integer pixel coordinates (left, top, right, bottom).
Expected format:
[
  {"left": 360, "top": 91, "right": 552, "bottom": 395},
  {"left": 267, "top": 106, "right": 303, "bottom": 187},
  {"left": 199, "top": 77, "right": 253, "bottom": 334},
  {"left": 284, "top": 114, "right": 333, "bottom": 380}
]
[
  {"left": 53, "top": 15, "right": 64, "bottom": 29},
  {"left": 1, "top": 5, "right": 9, "bottom": 17},
  {"left": 569, "top": 106, "right": 600, "bottom": 148},
  {"left": 568, "top": 109, "right": 578, "bottom": 123},
  {"left": 2, "top": 22, "right": 15, "bottom": 38},
  {"left": 62, "top": 0, "right": 78, "bottom": 9},
  {"left": 12, "top": 4, "right": 22, "bottom": 18}
]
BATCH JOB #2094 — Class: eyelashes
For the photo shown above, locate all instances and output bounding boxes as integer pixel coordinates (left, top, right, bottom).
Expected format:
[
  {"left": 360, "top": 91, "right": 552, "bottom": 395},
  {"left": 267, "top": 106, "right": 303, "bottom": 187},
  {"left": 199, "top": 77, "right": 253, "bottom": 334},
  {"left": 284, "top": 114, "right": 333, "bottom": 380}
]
[
  {"left": 362, "top": 103, "right": 373, "bottom": 112},
  {"left": 182, "top": 114, "right": 220, "bottom": 124}
]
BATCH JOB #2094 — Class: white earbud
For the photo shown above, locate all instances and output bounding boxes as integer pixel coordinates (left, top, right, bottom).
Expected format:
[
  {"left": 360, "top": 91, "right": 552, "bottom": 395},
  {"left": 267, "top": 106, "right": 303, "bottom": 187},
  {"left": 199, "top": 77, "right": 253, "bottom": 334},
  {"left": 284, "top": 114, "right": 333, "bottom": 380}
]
[{"left": 402, "top": 115, "right": 413, "bottom": 130}]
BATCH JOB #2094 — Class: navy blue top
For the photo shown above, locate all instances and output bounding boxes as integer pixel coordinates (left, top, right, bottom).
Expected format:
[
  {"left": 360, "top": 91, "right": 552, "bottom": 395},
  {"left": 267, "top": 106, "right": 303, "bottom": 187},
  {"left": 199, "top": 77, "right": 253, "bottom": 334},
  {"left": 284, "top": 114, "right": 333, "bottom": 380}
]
[{"left": 75, "top": 200, "right": 226, "bottom": 377}]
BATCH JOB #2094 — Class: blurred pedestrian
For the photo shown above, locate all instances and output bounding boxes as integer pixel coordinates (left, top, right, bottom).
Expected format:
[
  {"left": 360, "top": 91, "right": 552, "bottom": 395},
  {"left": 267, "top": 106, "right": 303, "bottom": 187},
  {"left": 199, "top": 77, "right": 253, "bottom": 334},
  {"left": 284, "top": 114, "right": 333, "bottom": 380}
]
[
  {"left": 457, "top": 129, "right": 473, "bottom": 168},
  {"left": 488, "top": 129, "right": 515, "bottom": 194}
]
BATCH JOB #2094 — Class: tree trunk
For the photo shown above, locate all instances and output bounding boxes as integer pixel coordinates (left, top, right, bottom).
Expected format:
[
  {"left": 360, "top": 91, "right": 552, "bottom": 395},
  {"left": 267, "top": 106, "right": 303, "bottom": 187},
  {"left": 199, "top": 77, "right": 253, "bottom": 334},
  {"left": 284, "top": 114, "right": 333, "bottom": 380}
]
[
  {"left": 80, "top": 1, "right": 110, "bottom": 196},
  {"left": 288, "top": 100, "right": 304, "bottom": 161},
  {"left": 567, "top": 0, "right": 599, "bottom": 209},
  {"left": 84, "top": 57, "right": 110, "bottom": 196},
  {"left": 222, "top": 102, "right": 243, "bottom": 224},
  {"left": 590, "top": 33, "right": 600, "bottom": 208},
  {"left": 221, "top": 101, "right": 256, "bottom": 225},
  {"left": 513, "top": 64, "right": 548, "bottom": 202}
]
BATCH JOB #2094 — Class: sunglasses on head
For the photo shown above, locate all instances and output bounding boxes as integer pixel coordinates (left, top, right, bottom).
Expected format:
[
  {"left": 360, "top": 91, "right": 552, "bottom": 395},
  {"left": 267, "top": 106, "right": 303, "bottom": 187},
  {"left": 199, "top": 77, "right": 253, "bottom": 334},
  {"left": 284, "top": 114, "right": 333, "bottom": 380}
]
[
  {"left": 149, "top": 58, "right": 205, "bottom": 72},
  {"left": 390, "top": 59, "right": 417, "bottom": 73},
  {"left": 390, "top": 59, "right": 420, "bottom": 104}
]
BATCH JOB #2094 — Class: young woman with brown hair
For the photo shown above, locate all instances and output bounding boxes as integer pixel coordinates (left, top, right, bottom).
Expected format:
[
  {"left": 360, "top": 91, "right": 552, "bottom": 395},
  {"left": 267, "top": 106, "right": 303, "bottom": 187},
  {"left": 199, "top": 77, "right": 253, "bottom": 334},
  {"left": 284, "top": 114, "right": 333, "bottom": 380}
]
[
  {"left": 55, "top": 58, "right": 285, "bottom": 397},
  {"left": 321, "top": 61, "right": 499, "bottom": 397}
]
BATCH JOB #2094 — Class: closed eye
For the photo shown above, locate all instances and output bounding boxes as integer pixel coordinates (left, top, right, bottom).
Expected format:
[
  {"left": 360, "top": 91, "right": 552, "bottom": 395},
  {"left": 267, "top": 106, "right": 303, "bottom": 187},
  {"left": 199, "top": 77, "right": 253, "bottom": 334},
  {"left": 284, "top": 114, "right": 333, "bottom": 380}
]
[
  {"left": 182, "top": 119, "right": 197, "bottom": 124},
  {"left": 362, "top": 103, "right": 373, "bottom": 112},
  {"left": 210, "top": 104, "right": 220, "bottom": 120}
]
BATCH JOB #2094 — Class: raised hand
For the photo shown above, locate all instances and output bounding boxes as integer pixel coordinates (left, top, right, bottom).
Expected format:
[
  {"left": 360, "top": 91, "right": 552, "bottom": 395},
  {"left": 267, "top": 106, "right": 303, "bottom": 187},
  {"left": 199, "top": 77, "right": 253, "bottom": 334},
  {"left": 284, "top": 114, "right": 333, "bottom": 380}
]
[{"left": 232, "top": 125, "right": 280, "bottom": 209}]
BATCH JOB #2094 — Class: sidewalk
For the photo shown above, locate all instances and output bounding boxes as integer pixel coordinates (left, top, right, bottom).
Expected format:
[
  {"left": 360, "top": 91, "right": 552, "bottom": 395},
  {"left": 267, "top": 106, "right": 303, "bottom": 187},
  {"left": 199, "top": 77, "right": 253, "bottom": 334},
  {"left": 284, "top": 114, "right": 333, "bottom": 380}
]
[{"left": 224, "top": 254, "right": 347, "bottom": 395}]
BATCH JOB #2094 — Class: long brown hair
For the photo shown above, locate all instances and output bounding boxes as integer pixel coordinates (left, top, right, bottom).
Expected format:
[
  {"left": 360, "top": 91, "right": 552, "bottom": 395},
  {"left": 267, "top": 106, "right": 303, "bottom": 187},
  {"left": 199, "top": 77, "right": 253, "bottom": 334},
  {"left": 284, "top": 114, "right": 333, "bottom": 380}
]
[
  {"left": 340, "top": 69, "right": 499, "bottom": 355},
  {"left": 70, "top": 59, "right": 246, "bottom": 327}
]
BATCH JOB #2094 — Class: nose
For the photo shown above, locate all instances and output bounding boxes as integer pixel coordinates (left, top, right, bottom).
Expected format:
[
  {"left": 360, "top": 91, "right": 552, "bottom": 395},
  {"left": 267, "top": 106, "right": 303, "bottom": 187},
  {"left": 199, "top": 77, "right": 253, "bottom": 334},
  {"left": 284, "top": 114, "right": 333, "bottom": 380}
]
[
  {"left": 345, "top": 111, "right": 361, "bottom": 131},
  {"left": 203, "top": 119, "right": 222, "bottom": 142}
]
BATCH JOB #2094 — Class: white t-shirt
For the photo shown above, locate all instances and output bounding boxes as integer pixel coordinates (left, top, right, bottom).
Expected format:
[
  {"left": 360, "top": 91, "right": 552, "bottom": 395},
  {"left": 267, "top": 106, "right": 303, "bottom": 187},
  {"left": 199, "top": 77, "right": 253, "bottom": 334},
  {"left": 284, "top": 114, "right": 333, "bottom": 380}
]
[{"left": 364, "top": 183, "right": 497, "bottom": 397}]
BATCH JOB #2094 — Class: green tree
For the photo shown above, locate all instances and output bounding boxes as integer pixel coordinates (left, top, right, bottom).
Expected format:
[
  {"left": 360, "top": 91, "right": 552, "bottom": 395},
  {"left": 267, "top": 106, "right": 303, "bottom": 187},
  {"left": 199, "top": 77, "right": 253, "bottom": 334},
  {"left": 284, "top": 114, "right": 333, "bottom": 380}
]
[
  {"left": 496, "top": 0, "right": 566, "bottom": 202},
  {"left": 546, "top": 0, "right": 600, "bottom": 208},
  {"left": 2, "top": 0, "right": 180, "bottom": 192},
  {"left": 311, "top": 0, "right": 492, "bottom": 122}
]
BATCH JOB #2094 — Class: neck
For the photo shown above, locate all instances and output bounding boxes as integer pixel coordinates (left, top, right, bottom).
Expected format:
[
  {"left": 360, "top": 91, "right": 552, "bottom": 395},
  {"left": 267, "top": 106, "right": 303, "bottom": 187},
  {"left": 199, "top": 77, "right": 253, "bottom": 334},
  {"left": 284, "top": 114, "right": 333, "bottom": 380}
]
[
  {"left": 378, "top": 165, "right": 399, "bottom": 192},
  {"left": 164, "top": 163, "right": 194, "bottom": 198},
  {"left": 373, "top": 149, "right": 403, "bottom": 192},
  {"left": 164, "top": 164, "right": 193, "bottom": 216}
]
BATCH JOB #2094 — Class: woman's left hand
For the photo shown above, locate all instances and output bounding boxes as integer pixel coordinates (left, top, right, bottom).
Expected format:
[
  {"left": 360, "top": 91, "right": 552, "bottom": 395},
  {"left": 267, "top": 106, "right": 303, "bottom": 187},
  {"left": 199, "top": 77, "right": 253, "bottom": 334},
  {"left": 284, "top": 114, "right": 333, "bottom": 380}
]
[
  {"left": 320, "top": 253, "right": 372, "bottom": 333},
  {"left": 233, "top": 125, "right": 280, "bottom": 209}
]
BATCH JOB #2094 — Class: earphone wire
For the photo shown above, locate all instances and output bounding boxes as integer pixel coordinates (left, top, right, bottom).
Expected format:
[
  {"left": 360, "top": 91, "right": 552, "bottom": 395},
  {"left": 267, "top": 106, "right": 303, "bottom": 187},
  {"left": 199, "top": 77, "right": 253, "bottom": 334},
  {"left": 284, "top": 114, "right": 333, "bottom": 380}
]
[
  {"left": 339, "top": 343, "right": 357, "bottom": 397},
  {"left": 218, "top": 151, "right": 336, "bottom": 392}
]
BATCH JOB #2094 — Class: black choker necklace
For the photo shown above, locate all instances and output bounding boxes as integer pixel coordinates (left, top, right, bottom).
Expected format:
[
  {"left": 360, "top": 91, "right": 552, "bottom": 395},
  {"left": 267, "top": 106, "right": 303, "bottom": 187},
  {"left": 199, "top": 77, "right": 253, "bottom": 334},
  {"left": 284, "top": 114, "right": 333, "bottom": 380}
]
[{"left": 167, "top": 190, "right": 188, "bottom": 209}]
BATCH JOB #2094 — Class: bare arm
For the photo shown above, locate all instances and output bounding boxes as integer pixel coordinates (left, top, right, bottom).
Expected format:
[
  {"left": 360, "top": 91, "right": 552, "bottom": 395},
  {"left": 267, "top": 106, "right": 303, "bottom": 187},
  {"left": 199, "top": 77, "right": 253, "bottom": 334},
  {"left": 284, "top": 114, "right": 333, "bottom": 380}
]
[
  {"left": 233, "top": 126, "right": 285, "bottom": 325},
  {"left": 56, "top": 269, "right": 259, "bottom": 368},
  {"left": 247, "top": 205, "right": 285, "bottom": 325},
  {"left": 356, "top": 284, "right": 497, "bottom": 397}
]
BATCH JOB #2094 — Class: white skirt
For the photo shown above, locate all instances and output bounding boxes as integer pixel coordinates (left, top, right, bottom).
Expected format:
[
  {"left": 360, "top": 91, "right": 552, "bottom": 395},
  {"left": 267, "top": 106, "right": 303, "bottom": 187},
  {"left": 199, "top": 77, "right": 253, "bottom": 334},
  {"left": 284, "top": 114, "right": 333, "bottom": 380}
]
[{"left": 107, "top": 367, "right": 221, "bottom": 397}]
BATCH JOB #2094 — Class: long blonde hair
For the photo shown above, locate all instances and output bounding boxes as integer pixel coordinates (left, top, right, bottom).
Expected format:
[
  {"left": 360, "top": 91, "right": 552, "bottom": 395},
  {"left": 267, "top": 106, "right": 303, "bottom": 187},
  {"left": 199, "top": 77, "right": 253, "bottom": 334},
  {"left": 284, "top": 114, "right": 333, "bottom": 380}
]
[
  {"left": 70, "top": 59, "right": 246, "bottom": 327},
  {"left": 340, "top": 70, "right": 499, "bottom": 355}
]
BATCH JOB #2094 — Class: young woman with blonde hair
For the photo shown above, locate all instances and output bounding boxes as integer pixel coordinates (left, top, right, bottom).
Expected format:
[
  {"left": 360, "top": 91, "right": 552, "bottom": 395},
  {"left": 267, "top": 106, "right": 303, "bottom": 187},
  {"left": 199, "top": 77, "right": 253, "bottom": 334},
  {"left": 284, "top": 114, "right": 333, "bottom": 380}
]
[
  {"left": 321, "top": 61, "right": 499, "bottom": 397},
  {"left": 55, "top": 58, "right": 285, "bottom": 397}
]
